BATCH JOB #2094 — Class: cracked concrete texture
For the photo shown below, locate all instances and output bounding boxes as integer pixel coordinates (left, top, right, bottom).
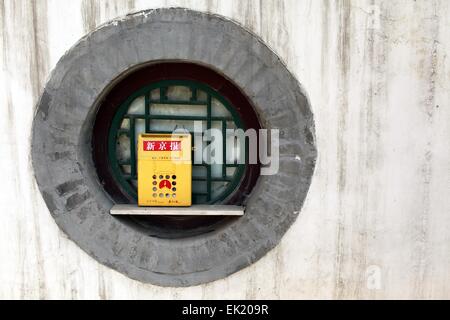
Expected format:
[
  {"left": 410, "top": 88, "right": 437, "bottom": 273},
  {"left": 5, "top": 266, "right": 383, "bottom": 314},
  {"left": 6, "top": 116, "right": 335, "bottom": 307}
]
[{"left": 1, "top": 0, "right": 450, "bottom": 298}]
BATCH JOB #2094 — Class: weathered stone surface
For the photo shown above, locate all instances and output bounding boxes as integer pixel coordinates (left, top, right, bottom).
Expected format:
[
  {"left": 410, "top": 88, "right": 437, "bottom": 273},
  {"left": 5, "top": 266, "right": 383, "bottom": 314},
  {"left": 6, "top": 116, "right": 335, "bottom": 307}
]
[{"left": 31, "top": 8, "right": 316, "bottom": 286}]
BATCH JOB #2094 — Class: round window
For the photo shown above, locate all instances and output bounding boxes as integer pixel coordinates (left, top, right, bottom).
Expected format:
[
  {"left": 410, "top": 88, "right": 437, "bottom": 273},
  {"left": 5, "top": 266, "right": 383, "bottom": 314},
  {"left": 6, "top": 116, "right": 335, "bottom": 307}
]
[
  {"left": 32, "top": 9, "right": 316, "bottom": 286},
  {"left": 92, "top": 62, "right": 262, "bottom": 238}
]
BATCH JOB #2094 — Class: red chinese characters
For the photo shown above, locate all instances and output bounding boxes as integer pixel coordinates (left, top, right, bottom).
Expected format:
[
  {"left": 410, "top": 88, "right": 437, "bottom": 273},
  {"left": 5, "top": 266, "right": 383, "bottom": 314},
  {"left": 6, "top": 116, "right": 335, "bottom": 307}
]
[{"left": 143, "top": 141, "right": 181, "bottom": 151}]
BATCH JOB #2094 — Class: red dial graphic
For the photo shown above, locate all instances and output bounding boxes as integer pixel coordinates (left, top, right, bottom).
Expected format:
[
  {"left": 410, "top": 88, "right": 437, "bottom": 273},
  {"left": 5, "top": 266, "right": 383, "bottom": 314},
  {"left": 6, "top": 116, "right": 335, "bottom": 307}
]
[{"left": 159, "top": 180, "right": 172, "bottom": 189}]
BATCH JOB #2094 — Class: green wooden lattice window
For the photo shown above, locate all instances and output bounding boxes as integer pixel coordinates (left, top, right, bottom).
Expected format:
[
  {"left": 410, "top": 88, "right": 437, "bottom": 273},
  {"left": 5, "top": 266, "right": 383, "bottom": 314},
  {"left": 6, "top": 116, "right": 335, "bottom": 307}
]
[{"left": 108, "top": 80, "right": 247, "bottom": 204}]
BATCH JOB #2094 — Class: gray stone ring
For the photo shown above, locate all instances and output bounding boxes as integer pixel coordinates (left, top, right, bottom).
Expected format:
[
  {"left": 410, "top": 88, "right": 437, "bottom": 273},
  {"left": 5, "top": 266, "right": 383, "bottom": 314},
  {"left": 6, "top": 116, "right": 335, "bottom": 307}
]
[{"left": 31, "top": 8, "right": 316, "bottom": 286}]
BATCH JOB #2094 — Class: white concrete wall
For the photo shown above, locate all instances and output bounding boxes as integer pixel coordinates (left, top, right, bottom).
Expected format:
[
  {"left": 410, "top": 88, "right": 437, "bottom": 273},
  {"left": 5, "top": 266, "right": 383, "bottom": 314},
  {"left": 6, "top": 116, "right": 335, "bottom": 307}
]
[{"left": 1, "top": 0, "right": 449, "bottom": 299}]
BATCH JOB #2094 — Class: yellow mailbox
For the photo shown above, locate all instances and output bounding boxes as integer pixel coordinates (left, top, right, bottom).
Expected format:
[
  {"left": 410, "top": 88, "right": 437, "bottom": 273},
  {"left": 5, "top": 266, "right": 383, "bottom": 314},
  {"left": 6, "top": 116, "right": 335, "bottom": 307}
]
[{"left": 137, "top": 133, "right": 192, "bottom": 206}]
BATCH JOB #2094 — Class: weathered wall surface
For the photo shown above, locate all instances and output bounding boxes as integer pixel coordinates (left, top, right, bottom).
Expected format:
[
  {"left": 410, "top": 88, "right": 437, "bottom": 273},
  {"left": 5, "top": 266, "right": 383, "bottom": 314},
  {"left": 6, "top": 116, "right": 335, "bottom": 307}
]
[{"left": 0, "top": 0, "right": 449, "bottom": 299}]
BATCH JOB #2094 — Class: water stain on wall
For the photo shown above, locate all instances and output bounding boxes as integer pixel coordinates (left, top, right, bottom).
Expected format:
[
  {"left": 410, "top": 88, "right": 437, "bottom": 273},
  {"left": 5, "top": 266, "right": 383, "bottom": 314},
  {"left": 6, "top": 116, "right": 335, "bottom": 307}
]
[
  {"left": 81, "top": 0, "right": 135, "bottom": 33},
  {"left": 1, "top": 0, "right": 450, "bottom": 299}
]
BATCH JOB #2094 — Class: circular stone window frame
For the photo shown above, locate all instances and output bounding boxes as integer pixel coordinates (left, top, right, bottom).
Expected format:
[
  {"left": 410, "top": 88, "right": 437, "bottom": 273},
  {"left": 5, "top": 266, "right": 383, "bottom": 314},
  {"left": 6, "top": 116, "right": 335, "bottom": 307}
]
[
  {"left": 31, "top": 8, "right": 317, "bottom": 287},
  {"left": 93, "top": 62, "right": 263, "bottom": 240}
]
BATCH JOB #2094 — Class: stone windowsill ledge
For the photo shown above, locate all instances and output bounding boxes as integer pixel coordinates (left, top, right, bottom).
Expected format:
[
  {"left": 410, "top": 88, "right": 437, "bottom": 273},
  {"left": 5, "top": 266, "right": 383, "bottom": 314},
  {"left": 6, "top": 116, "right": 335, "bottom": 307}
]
[{"left": 110, "top": 204, "right": 245, "bottom": 216}]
